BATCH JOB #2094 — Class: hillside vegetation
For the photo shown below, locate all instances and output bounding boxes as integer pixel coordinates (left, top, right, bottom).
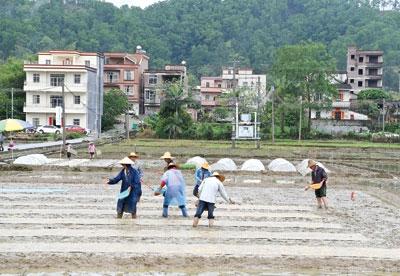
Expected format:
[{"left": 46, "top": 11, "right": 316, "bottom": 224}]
[{"left": 0, "top": 0, "right": 399, "bottom": 88}]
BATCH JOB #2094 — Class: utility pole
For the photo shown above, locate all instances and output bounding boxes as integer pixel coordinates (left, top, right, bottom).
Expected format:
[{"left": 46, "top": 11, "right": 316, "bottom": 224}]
[
  {"left": 125, "top": 111, "right": 130, "bottom": 139},
  {"left": 256, "top": 76, "right": 261, "bottom": 149},
  {"left": 62, "top": 83, "right": 66, "bottom": 152},
  {"left": 11, "top": 88, "right": 14, "bottom": 119},
  {"left": 271, "top": 85, "right": 275, "bottom": 144},
  {"left": 298, "top": 96, "right": 302, "bottom": 141},
  {"left": 382, "top": 98, "right": 386, "bottom": 132},
  {"left": 231, "top": 60, "right": 240, "bottom": 148}
]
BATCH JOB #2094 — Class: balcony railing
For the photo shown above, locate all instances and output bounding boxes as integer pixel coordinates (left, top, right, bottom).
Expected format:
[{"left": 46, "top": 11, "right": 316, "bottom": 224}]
[{"left": 332, "top": 101, "right": 351, "bottom": 108}]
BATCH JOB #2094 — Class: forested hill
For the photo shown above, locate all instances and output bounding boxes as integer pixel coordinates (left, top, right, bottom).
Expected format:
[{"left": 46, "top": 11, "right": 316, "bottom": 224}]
[{"left": 1, "top": 0, "right": 400, "bottom": 89}]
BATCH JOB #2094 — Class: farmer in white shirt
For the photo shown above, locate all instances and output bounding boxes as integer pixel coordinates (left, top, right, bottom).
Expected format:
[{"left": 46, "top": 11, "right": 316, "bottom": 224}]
[{"left": 193, "top": 172, "right": 234, "bottom": 227}]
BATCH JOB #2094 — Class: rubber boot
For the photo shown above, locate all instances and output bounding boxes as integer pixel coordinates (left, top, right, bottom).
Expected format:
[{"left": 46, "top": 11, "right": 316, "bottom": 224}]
[
  {"left": 162, "top": 207, "right": 168, "bottom": 218},
  {"left": 208, "top": 219, "right": 215, "bottom": 227},
  {"left": 193, "top": 217, "right": 200, "bottom": 227},
  {"left": 131, "top": 213, "right": 137, "bottom": 219},
  {"left": 117, "top": 213, "right": 123, "bottom": 219},
  {"left": 180, "top": 206, "right": 188, "bottom": 217}
]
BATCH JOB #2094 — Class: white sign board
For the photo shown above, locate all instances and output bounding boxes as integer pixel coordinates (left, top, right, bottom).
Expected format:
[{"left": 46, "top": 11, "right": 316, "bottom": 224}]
[
  {"left": 55, "top": 106, "right": 62, "bottom": 126},
  {"left": 238, "top": 125, "right": 254, "bottom": 138}
]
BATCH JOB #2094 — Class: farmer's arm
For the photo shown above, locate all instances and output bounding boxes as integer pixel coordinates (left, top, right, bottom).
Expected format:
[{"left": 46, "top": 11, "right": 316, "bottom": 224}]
[
  {"left": 107, "top": 170, "right": 123, "bottom": 185},
  {"left": 218, "top": 182, "right": 232, "bottom": 203}
]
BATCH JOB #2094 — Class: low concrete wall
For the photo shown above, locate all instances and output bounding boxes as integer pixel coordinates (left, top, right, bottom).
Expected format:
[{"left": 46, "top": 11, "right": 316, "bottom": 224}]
[{"left": 311, "top": 119, "right": 369, "bottom": 135}]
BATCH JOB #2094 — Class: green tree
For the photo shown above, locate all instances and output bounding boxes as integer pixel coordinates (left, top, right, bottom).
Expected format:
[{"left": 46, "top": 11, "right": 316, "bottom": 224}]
[
  {"left": 102, "top": 89, "right": 129, "bottom": 131},
  {"left": 0, "top": 57, "right": 28, "bottom": 119},
  {"left": 272, "top": 43, "right": 337, "bottom": 134},
  {"left": 358, "top": 89, "right": 392, "bottom": 100}
]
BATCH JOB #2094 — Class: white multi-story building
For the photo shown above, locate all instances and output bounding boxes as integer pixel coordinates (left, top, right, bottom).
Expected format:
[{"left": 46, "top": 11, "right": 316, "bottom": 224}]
[{"left": 23, "top": 50, "right": 104, "bottom": 136}]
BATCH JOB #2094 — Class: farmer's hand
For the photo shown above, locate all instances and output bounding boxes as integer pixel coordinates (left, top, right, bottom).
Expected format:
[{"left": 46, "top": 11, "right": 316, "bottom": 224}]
[
  {"left": 103, "top": 178, "right": 110, "bottom": 188},
  {"left": 304, "top": 185, "right": 310, "bottom": 191}
]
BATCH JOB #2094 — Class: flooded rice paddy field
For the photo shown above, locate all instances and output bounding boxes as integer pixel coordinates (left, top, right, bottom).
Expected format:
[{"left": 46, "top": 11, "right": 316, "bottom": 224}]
[{"left": 0, "top": 160, "right": 399, "bottom": 275}]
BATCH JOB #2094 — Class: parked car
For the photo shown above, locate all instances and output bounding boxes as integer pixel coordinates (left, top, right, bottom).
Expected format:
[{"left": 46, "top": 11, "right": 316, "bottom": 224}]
[
  {"left": 36, "top": 125, "right": 62, "bottom": 134},
  {"left": 65, "top": 125, "right": 89, "bottom": 135}
]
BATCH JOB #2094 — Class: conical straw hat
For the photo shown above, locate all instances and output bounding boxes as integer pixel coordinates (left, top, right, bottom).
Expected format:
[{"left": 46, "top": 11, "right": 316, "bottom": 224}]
[
  {"left": 160, "top": 152, "right": 174, "bottom": 159},
  {"left": 119, "top": 157, "right": 135, "bottom": 165}
]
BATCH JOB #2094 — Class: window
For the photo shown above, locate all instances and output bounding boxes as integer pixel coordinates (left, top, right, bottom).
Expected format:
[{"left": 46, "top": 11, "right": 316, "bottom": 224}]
[
  {"left": 206, "top": 82, "right": 210, "bottom": 88},
  {"left": 33, "top": 73, "right": 40, "bottom": 83},
  {"left": 50, "top": 74, "right": 64, "bottom": 86},
  {"left": 74, "top": 95, "right": 80, "bottom": 105},
  {"left": 32, "top": 118, "right": 40, "bottom": 127},
  {"left": 73, "top": 119, "right": 80, "bottom": 126},
  {"left": 350, "top": 54, "right": 355, "bottom": 60},
  {"left": 359, "top": 56, "right": 364, "bottom": 62},
  {"left": 50, "top": 96, "right": 63, "bottom": 108},
  {"left": 350, "top": 79, "right": 354, "bottom": 83},
  {"left": 316, "top": 111, "right": 321, "bottom": 119},
  {"left": 350, "top": 67, "right": 355, "bottom": 71},
  {"left": 32, "top": 95, "right": 40, "bottom": 104},
  {"left": 124, "top": 86, "right": 133, "bottom": 95},
  {"left": 145, "top": 89, "right": 156, "bottom": 102},
  {"left": 228, "top": 70, "right": 232, "bottom": 74},
  {"left": 85, "top": 60, "right": 90, "bottom": 67},
  {"left": 358, "top": 69, "right": 363, "bottom": 75},
  {"left": 124, "top": 70, "right": 133, "bottom": 81},
  {"left": 63, "top": 58, "right": 72, "bottom": 65},
  {"left": 218, "top": 84, "right": 221, "bottom": 88},
  {"left": 149, "top": 75, "right": 158, "bottom": 84},
  {"left": 205, "top": 95, "right": 210, "bottom": 100},
  {"left": 105, "top": 71, "right": 119, "bottom": 83},
  {"left": 358, "top": 81, "right": 363, "bottom": 87},
  {"left": 45, "top": 59, "right": 51, "bottom": 65},
  {"left": 74, "top": 74, "right": 81, "bottom": 84}
]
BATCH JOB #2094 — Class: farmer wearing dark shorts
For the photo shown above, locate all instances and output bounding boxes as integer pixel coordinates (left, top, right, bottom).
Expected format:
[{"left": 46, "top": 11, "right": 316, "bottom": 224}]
[
  {"left": 193, "top": 172, "right": 234, "bottom": 227},
  {"left": 305, "top": 159, "right": 328, "bottom": 209}
]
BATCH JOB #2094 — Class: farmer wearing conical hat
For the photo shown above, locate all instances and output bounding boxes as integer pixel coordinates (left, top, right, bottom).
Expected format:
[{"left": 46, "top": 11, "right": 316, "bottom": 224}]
[
  {"left": 193, "top": 172, "right": 234, "bottom": 227},
  {"left": 105, "top": 157, "right": 142, "bottom": 219},
  {"left": 160, "top": 152, "right": 174, "bottom": 172},
  {"left": 156, "top": 161, "right": 188, "bottom": 218},
  {"left": 305, "top": 159, "right": 328, "bottom": 209},
  {"left": 128, "top": 151, "right": 143, "bottom": 201},
  {"left": 193, "top": 162, "right": 212, "bottom": 197}
]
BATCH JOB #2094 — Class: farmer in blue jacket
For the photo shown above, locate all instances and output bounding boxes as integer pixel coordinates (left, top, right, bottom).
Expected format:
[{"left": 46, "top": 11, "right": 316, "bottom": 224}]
[{"left": 105, "top": 157, "right": 142, "bottom": 219}]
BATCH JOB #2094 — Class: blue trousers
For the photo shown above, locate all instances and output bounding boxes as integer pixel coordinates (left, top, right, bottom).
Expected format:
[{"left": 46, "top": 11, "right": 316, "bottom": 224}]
[{"left": 194, "top": 200, "right": 215, "bottom": 219}]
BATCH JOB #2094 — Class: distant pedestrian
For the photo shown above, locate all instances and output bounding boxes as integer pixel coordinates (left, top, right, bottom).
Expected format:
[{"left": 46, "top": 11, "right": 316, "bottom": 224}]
[
  {"left": 193, "top": 162, "right": 212, "bottom": 197},
  {"left": 105, "top": 157, "right": 142, "bottom": 219},
  {"left": 304, "top": 159, "right": 328, "bottom": 209},
  {"left": 160, "top": 152, "right": 174, "bottom": 172},
  {"left": 193, "top": 172, "right": 234, "bottom": 227},
  {"left": 7, "top": 138, "right": 15, "bottom": 151},
  {"left": 156, "top": 162, "right": 188, "bottom": 218},
  {"left": 66, "top": 143, "right": 72, "bottom": 160},
  {"left": 88, "top": 142, "right": 96, "bottom": 159}
]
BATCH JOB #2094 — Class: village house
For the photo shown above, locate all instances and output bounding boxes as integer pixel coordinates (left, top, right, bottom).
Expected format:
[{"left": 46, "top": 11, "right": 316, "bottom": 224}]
[
  {"left": 23, "top": 50, "right": 104, "bottom": 136},
  {"left": 103, "top": 46, "right": 149, "bottom": 115},
  {"left": 200, "top": 67, "right": 267, "bottom": 111},
  {"left": 142, "top": 63, "right": 187, "bottom": 114}
]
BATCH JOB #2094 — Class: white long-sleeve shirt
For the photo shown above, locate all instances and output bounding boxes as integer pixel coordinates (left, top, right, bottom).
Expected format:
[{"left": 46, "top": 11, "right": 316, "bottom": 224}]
[{"left": 198, "top": 176, "right": 230, "bottom": 204}]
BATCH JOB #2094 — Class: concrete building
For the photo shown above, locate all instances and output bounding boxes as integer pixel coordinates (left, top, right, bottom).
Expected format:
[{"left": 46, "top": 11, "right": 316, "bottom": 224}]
[
  {"left": 347, "top": 46, "right": 383, "bottom": 94},
  {"left": 142, "top": 64, "right": 187, "bottom": 114},
  {"left": 104, "top": 46, "right": 149, "bottom": 115},
  {"left": 200, "top": 68, "right": 267, "bottom": 111},
  {"left": 23, "top": 50, "right": 104, "bottom": 135},
  {"left": 311, "top": 71, "right": 368, "bottom": 121}
]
